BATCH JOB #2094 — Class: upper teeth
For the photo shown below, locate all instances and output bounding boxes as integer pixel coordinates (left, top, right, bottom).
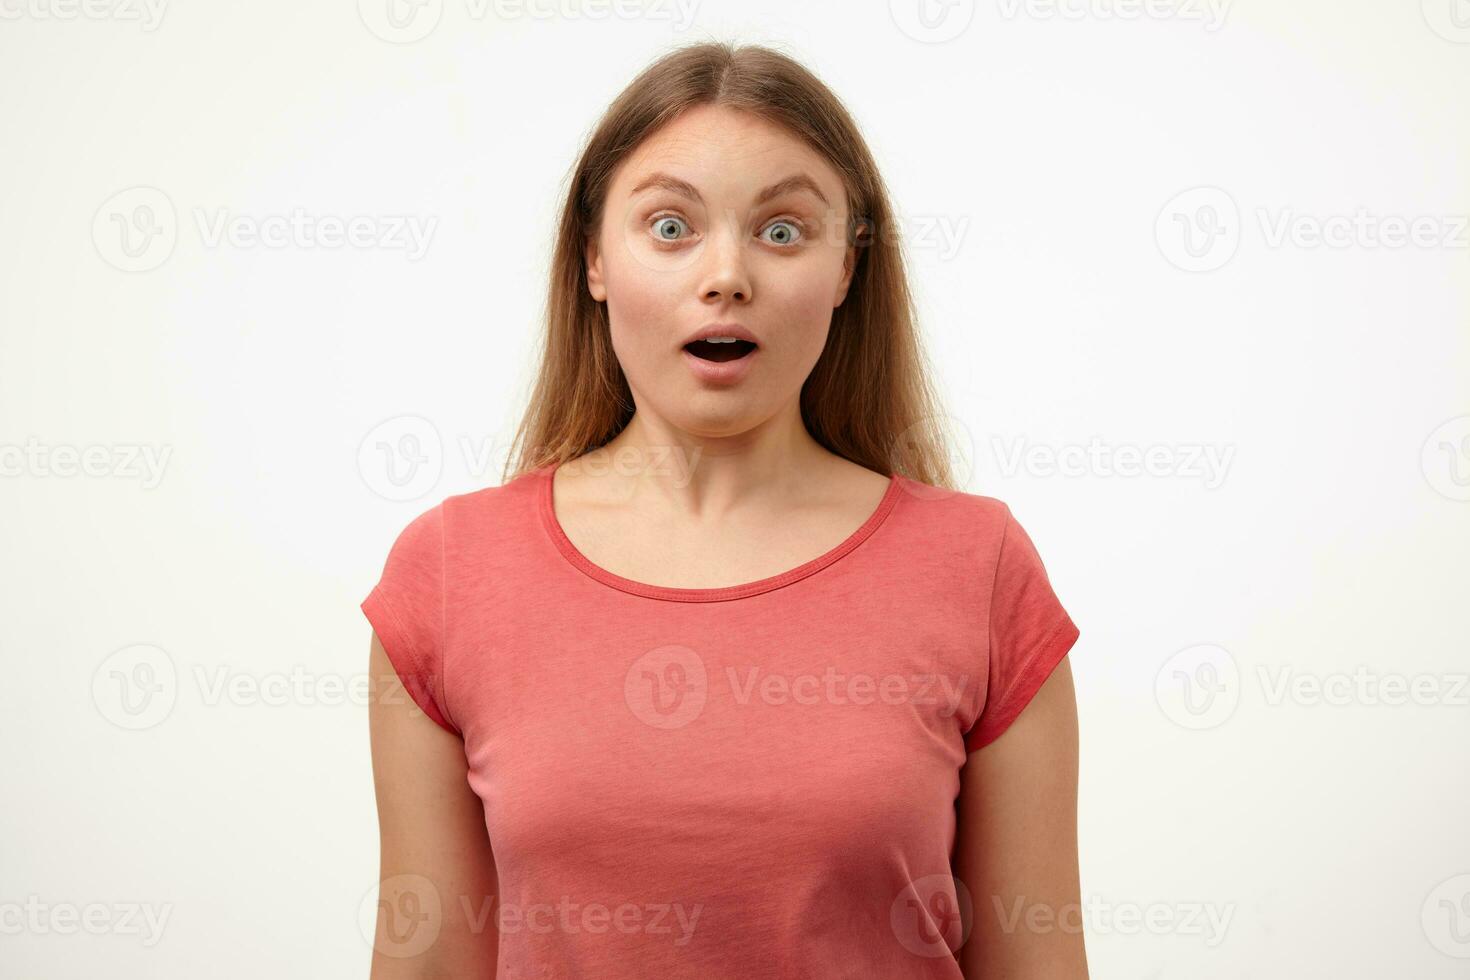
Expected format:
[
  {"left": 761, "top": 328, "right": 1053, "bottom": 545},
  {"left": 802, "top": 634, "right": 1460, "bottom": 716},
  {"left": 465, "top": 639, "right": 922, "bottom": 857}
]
[{"left": 704, "top": 336, "right": 739, "bottom": 343}]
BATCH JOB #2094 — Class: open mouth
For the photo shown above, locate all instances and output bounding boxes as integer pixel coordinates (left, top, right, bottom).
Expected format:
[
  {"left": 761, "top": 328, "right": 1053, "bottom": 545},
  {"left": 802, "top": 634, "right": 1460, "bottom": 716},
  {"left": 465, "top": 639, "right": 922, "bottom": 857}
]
[{"left": 683, "top": 338, "right": 758, "bottom": 362}]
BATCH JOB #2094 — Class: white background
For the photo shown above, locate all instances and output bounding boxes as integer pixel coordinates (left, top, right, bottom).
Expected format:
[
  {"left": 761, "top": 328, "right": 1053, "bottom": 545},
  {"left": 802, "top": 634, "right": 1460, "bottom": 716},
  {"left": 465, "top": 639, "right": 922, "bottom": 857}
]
[{"left": 1, "top": 0, "right": 1467, "bottom": 976}]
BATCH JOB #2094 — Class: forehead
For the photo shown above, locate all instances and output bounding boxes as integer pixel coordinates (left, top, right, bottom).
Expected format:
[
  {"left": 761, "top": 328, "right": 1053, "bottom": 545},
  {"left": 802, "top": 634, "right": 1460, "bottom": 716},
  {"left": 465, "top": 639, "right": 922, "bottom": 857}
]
[{"left": 611, "top": 104, "right": 846, "bottom": 207}]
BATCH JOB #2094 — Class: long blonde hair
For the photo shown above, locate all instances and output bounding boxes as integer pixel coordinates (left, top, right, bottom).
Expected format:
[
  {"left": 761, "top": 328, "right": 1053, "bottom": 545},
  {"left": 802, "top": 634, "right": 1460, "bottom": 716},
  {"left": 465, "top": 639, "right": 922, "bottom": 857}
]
[{"left": 503, "top": 41, "right": 958, "bottom": 490}]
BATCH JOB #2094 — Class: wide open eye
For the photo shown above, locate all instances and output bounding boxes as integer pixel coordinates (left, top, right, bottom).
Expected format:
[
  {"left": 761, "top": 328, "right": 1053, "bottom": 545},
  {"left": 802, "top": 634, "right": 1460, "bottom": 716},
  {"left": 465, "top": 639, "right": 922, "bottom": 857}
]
[
  {"left": 650, "top": 215, "right": 691, "bottom": 243},
  {"left": 760, "top": 219, "right": 803, "bottom": 246}
]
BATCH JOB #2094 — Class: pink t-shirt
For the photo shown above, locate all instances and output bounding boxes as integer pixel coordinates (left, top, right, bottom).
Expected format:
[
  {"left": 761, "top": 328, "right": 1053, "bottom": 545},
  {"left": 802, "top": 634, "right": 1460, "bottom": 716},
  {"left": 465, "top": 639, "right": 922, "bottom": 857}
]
[{"left": 362, "top": 461, "right": 1079, "bottom": 977}]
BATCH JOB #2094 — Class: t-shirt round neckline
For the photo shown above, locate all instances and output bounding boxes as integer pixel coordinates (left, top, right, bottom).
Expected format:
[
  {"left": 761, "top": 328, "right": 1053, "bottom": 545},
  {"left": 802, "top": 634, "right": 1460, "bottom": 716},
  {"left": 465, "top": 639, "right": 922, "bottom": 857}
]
[{"left": 536, "top": 460, "right": 905, "bottom": 603}]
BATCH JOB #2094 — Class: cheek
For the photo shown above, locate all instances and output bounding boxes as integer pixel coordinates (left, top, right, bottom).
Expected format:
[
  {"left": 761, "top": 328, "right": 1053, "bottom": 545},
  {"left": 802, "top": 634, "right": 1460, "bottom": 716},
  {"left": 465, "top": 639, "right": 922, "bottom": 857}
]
[
  {"left": 765, "top": 265, "right": 841, "bottom": 362},
  {"left": 602, "top": 253, "right": 679, "bottom": 376}
]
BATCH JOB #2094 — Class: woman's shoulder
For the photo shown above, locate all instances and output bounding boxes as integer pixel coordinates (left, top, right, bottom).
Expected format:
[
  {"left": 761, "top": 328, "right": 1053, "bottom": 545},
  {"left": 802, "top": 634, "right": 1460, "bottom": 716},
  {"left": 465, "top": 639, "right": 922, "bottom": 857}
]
[
  {"left": 436, "top": 465, "right": 548, "bottom": 537},
  {"left": 887, "top": 473, "right": 1073, "bottom": 569},
  {"left": 890, "top": 471, "right": 1015, "bottom": 531}
]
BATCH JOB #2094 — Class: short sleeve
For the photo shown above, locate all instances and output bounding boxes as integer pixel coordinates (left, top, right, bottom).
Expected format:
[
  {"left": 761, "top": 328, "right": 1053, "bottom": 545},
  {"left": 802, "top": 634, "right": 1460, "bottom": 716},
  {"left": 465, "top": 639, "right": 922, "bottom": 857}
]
[
  {"left": 361, "top": 503, "right": 459, "bottom": 735},
  {"left": 964, "top": 504, "right": 1080, "bottom": 752}
]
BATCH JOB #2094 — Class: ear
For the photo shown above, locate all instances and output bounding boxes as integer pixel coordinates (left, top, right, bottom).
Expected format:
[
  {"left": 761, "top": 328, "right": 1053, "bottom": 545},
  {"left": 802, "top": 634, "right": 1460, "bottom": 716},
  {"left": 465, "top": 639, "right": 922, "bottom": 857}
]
[
  {"left": 585, "top": 234, "right": 607, "bottom": 303},
  {"left": 833, "top": 221, "right": 864, "bottom": 308}
]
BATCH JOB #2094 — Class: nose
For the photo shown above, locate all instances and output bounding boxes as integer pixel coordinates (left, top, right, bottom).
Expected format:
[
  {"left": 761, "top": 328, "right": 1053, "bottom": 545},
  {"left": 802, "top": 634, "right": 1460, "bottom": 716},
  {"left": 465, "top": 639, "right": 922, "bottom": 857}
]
[{"left": 698, "top": 209, "right": 751, "bottom": 304}]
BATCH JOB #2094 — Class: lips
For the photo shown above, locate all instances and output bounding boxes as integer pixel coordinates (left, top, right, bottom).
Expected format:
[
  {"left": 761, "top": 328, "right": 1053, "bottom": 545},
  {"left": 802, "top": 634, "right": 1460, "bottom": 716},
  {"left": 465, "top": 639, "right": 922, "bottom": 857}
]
[
  {"left": 681, "top": 323, "right": 760, "bottom": 363},
  {"left": 683, "top": 337, "right": 758, "bottom": 362}
]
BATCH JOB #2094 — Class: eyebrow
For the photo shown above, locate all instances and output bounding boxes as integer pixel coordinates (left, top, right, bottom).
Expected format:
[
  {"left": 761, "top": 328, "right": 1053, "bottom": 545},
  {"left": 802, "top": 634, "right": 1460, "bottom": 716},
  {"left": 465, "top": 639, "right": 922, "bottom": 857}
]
[{"left": 627, "top": 171, "right": 831, "bottom": 208}]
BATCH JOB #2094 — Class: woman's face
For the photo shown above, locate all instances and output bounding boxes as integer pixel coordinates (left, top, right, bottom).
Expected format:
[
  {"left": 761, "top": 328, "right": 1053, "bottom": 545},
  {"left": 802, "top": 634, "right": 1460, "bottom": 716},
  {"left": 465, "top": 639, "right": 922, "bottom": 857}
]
[{"left": 586, "top": 104, "right": 857, "bottom": 440}]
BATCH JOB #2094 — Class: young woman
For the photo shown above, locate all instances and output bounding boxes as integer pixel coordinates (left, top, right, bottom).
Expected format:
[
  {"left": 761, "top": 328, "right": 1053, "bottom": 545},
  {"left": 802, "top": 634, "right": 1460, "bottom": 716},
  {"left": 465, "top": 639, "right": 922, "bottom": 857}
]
[{"left": 364, "top": 41, "right": 1086, "bottom": 979}]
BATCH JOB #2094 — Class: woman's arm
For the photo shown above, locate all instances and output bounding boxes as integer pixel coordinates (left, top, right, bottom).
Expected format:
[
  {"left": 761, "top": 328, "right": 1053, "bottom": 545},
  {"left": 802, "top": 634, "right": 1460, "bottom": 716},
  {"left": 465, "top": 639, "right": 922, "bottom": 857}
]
[
  {"left": 367, "top": 632, "right": 499, "bottom": 977},
  {"left": 954, "top": 655, "right": 1089, "bottom": 979}
]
